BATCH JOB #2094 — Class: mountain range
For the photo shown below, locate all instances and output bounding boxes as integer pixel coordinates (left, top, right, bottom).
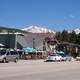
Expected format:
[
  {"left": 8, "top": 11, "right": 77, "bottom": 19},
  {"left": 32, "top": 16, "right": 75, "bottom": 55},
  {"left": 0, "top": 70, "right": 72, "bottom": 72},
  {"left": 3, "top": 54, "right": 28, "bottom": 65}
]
[
  {"left": 22, "top": 25, "right": 56, "bottom": 34},
  {"left": 68, "top": 28, "right": 80, "bottom": 34}
]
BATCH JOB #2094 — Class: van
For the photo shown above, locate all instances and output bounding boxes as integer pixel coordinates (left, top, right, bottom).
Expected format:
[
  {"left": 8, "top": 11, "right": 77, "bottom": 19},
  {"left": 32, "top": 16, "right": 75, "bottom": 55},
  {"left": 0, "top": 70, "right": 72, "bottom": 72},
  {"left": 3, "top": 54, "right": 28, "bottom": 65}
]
[{"left": 0, "top": 50, "right": 19, "bottom": 63}]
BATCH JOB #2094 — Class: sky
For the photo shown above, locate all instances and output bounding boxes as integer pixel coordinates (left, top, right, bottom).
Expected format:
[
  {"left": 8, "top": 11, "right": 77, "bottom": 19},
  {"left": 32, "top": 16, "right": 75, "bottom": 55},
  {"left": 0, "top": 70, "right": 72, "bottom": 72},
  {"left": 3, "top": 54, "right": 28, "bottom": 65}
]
[{"left": 0, "top": 0, "right": 80, "bottom": 31}]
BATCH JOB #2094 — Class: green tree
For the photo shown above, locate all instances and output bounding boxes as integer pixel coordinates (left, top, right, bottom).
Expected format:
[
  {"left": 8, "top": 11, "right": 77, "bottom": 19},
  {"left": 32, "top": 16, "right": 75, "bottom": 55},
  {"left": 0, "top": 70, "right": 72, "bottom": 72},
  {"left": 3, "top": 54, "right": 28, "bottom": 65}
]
[
  {"left": 61, "top": 30, "right": 70, "bottom": 42},
  {"left": 69, "top": 31, "right": 77, "bottom": 43},
  {"left": 56, "top": 32, "right": 62, "bottom": 42},
  {"left": 76, "top": 33, "right": 80, "bottom": 44}
]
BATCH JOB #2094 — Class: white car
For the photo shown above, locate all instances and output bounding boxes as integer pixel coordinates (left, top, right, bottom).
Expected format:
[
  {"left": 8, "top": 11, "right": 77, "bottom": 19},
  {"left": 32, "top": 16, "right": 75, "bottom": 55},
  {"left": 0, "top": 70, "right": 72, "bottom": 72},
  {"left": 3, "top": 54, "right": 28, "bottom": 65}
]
[
  {"left": 61, "top": 55, "right": 72, "bottom": 61},
  {"left": 46, "top": 54, "right": 62, "bottom": 62},
  {"left": 76, "top": 55, "right": 80, "bottom": 61}
]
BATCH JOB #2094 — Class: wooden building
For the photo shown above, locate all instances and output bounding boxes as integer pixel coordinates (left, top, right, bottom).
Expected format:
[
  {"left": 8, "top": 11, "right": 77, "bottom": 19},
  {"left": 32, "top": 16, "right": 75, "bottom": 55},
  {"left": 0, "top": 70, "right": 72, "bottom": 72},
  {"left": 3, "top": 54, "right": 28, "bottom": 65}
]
[{"left": 58, "top": 42, "right": 80, "bottom": 58}]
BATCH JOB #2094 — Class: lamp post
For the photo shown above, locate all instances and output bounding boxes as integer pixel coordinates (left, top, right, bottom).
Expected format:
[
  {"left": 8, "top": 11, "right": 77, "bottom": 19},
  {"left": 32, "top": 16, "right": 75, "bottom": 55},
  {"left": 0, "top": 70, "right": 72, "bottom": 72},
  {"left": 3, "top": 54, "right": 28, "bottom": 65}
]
[
  {"left": 7, "top": 31, "right": 10, "bottom": 48},
  {"left": 33, "top": 38, "right": 35, "bottom": 49},
  {"left": 15, "top": 32, "right": 18, "bottom": 50}
]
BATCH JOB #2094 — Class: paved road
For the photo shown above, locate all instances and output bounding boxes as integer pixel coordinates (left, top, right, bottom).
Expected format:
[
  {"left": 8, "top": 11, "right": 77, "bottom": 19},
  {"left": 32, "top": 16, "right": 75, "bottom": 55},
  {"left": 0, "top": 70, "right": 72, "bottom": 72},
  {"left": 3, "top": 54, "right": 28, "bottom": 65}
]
[{"left": 0, "top": 60, "right": 80, "bottom": 80}]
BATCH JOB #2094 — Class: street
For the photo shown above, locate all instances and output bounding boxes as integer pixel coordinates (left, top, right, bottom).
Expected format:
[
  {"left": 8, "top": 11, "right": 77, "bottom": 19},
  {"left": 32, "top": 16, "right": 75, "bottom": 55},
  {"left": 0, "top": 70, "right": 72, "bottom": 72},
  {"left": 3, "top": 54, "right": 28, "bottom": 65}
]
[{"left": 0, "top": 60, "right": 80, "bottom": 80}]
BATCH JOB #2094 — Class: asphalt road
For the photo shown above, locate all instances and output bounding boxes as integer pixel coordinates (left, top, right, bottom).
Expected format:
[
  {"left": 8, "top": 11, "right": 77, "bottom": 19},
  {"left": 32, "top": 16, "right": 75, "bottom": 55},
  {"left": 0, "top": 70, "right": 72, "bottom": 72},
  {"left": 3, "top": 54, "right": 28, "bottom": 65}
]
[{"left": 0, "top": 60, "right": 80, "bottom": 80}]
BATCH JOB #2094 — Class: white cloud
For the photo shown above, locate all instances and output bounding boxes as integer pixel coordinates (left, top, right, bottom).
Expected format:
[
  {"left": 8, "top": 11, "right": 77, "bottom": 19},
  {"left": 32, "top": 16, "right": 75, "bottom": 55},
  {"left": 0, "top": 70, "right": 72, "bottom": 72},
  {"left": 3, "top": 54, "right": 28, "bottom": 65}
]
[
  {"left": 69, "top": 14, "right": 75, "bottom": 18},
  {"left": 63, "top": 14, "right": 75, "bottom": 20}
]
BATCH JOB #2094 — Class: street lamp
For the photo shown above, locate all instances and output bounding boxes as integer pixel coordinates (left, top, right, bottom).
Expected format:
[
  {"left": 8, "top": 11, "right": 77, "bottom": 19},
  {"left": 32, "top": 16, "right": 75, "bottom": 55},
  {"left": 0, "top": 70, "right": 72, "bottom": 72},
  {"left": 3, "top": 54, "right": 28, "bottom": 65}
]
[
  {"left": 33, "top": 38, "right": 35, "bottom": 49},
  {"left": 15, "top": 32, "right": 18, "bottom": 50}
]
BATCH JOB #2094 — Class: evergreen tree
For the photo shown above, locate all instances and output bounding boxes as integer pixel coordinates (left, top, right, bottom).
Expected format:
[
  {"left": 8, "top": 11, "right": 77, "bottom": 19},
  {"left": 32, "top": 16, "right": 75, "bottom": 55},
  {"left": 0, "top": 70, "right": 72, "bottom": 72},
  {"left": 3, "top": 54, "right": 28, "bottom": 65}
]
[
  {"left": 69, "top": 31, "right": 77, "bottom": 44},
  {"left": 76, "top": 33, "right": 80, "bottom": 44},
  {"left": 61, "top": 30, "right": 70, "bottom": 42},
  {"left": 56, "top": 32, "right": 62, "bottom": 42},
  {"left": 56, "top": 30, "right": 80, "bottom": 45}
]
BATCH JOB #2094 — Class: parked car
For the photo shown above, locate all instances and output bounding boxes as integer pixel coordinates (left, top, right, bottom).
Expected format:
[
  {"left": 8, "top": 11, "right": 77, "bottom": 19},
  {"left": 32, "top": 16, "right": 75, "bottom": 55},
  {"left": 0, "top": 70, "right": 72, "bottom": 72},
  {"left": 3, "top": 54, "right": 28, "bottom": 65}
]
[
  {"left": 46, "top": 54, "right": 62, "bottom": 62},
  {"left": 76, "top": 55, "right": 80, "bottom": 61},
  {"left": 0, "top": 49, "right": 19, "bottom": 63},
  {"left": 61, "top": 55, "right": 72, "bottom": 61}
]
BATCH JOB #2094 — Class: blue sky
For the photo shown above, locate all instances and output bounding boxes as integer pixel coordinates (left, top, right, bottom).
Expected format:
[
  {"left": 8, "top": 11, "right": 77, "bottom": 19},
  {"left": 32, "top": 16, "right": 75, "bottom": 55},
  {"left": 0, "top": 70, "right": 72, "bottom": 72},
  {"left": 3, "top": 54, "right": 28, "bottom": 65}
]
[{"left": 0, "top": 0, "right": 80, "bottom": 31}]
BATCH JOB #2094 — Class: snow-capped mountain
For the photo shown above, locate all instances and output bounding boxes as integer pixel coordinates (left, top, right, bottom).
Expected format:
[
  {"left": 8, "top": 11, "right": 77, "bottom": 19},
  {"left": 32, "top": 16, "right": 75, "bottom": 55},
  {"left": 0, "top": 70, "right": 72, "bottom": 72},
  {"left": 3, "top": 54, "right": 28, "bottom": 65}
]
[
  {"left": 22, "top": 25, "right": 56, "bottom": 34},
  {"left": 68, "top": 28, "right": 80, "bottom": 34},
  {"left": 74, "top": 28, "right": 80, "bottom": 34}
]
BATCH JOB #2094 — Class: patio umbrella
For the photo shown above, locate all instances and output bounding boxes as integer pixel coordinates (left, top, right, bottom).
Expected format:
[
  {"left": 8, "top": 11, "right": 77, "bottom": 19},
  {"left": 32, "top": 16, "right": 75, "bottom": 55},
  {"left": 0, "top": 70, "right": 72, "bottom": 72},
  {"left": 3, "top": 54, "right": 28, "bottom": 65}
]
[
  {"left": 57, "top": 51, "right": 65, "bottom": 56},
  {"left": 23, "top": 47, "right": 37, "bottom": 53}
]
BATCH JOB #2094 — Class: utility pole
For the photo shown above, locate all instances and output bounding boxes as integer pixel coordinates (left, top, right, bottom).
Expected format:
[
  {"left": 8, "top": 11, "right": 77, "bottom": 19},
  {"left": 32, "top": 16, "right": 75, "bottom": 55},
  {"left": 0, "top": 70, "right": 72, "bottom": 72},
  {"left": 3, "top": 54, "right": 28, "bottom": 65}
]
[
  {"left": 15, "top": 33, "right": 18, "bottom": 50},
  {"left": 33, "top": 38, "right": 35, "bottom": 49}
]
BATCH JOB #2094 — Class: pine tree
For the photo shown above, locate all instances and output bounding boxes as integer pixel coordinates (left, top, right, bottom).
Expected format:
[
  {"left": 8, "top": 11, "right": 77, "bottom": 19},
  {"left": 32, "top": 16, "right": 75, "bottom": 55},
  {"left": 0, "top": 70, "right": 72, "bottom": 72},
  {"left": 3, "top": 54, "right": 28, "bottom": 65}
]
[
  {"left": 61, "top": 30, "right": 70, "bottom": 42},
  {"left": 56, "top": 32, "right": 62, "bottom": 42},
  {"left": 76, "top": 33, "right": 80, "bottom": 44},
  {"left": 69, "top": 31, "right": 77, "bottom": 43}
]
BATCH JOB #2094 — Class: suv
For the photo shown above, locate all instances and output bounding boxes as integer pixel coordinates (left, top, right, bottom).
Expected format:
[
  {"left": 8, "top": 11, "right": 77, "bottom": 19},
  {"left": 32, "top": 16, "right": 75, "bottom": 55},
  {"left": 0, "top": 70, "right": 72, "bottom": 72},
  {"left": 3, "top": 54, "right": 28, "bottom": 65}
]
[{"left": 0, "top": 50, "right": 19, "bottom": 63}]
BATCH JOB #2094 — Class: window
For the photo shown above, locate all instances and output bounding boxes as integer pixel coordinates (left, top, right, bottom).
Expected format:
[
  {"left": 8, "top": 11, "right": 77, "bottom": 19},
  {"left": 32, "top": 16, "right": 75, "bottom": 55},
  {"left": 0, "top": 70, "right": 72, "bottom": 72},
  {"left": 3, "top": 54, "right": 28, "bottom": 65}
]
[
  {"left": 0, "top": 50, "right": 6, "bottom": 55},
  {"left": 6, "top": 52, "right": 10, "bottom": 55},
  {"left": 10, "top": 51, "right": 17, "bottom": 55}
]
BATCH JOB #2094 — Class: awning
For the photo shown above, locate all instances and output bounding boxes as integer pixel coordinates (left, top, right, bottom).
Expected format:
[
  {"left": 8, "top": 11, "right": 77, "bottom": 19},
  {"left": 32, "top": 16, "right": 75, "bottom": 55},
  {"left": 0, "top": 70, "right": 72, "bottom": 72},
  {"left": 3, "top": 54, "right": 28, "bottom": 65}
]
[
  {"left": 23, "top": 47, "right": 37, "bottom": 53},
  {"left": 57, "top": 51, "right": 65, "bottom": 56}
]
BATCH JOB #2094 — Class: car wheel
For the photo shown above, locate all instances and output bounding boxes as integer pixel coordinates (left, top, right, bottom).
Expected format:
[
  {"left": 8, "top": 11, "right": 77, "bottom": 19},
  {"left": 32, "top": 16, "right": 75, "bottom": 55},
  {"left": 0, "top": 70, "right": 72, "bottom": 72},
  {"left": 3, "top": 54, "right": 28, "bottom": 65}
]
[
  {"left": 60, "top": 58, "right": 62, "bottom": 62},
  {"left": 14, "top": 58, "right": 18, "bottom": 63},
  {"left": 55, "top": 58, "right": 56, "bottom": 62},
  {"left": 3, "top": 58, "right": 6, "bottom": 63},
  {"left": 69, "top": 59, "right": 71, "bottom": 61}
]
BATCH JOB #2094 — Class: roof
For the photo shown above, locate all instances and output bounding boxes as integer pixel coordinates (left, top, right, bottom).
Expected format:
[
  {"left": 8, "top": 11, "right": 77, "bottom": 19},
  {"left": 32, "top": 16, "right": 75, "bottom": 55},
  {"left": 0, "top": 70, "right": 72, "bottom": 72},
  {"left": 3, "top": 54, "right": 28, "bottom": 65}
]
[
  {"left": 61, "top": 42, "right": 80, "bottom": 47},
  {"left": 0, "top": 26, "right": 26, "bottom": 33}
]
